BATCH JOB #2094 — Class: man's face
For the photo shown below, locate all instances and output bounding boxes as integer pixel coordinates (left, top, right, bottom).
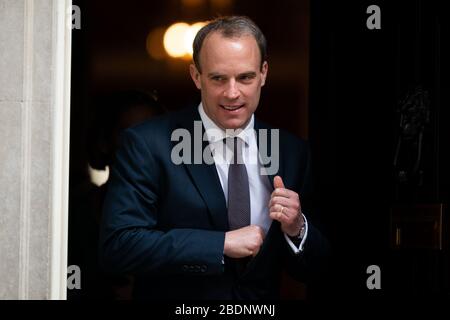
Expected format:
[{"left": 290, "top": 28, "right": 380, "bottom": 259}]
[{"left": 190, "top": 32, "right": 268, "bottom": 130}]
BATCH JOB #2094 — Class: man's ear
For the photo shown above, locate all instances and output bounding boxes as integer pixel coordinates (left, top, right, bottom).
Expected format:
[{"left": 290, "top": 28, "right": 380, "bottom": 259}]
[
  {"left": 189, "top": 64, "right": 202, "bottom": 90},
  {"left": 260, "top": 61, "right": 268, "bottom": 87}
]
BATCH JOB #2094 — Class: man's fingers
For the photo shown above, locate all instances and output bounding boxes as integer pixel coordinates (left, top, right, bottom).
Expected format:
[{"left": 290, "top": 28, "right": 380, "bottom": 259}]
[
  {"left": 271, "top": 188, "right": 299, "bottom": 200},
  {"left": 269, "top": 198, "right": 300, "bottom": 216},
  {"left": 250, "top": 225, "right": 265, "bottom": 241},
  {"left": 273, "top": 176, "right": 285, "bottom": 189},
  {"left": 269, "top": 210, "right": 288, "bottom": 222},
  {"left": 225, "top": 226, "right": 266, "bottom": 258},
  {"left": 269, "top": 211, "right": 278, "bottom": 220},
  {"left": 252, "top": 247, "right": 260, "bottom": 257},
  {"left": 270, "top": 205, "right": 294, "bottom": 220},
  {"left": 248, "top": 248, "right": 258, "bottom": 257},
  {"left": 269, "top": 196, "right": 293, "bottom": 209},
  {"left": 269, "top": 203, "right": 286, "bottom": 214}
]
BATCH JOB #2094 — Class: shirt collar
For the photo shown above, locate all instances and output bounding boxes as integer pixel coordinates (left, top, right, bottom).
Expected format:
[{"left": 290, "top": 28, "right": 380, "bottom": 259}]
[{"left": 198, "top": 103, "right": 254, "bottom": 145}]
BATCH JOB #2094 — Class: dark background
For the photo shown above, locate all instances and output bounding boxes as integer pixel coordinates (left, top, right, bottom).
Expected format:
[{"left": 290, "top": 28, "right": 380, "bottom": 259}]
[
  {"left": 69, "top": 0, "right": 449, "bottom": 300},
  {"left": 309, "top": 0, "right": 449, "bottom": 299}
]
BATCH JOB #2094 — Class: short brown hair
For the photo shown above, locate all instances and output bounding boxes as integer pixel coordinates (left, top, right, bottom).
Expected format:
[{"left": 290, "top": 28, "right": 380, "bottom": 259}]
[{"left": 192, "top": 16, "right": 267, "bottom": 73}]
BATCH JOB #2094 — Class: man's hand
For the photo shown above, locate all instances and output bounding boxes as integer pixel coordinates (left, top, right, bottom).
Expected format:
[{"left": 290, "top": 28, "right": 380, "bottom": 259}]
[
  {"left": 224, "top": 225, "right": 265, "bottom": 258},
  {"left": 269, "top": 176, "right": 304, "bottom": 237}
]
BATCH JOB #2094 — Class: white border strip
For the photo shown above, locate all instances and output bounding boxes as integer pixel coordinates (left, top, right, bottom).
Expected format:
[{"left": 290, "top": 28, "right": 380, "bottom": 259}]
[
  {"left": 50, "top": 0, "right": 72, "bottom": 300},
  {"left": 19, "top": 0, "right": 34, "bottom": 300}
]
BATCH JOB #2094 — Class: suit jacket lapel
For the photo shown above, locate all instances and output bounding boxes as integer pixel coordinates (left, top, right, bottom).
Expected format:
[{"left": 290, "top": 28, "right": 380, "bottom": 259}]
[{"left": 174, "top": 107, "right": 229, "bottom": 231}]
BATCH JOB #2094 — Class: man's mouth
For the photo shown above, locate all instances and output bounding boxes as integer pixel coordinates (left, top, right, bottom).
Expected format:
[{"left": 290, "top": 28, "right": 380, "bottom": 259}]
[{"left": 220, "top": 104, "right": 245, "bottom": 111}]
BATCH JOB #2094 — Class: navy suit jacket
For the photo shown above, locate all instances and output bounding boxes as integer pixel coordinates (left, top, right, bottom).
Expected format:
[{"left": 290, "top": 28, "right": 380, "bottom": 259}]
[{"left": 99, "top": 106, "right": 329, "bottom": 299}]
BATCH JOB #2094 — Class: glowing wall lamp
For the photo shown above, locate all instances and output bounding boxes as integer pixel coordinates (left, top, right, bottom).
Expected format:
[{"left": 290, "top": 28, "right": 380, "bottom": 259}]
[{"left": 163, "top": 22, "right": 206, "bottom": 60}]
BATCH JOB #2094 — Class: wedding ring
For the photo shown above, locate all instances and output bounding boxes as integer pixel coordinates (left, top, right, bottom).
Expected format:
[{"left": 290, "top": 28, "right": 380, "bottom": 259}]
[{"left": 280, "top": 206, "right": 285, "bottom": 214}]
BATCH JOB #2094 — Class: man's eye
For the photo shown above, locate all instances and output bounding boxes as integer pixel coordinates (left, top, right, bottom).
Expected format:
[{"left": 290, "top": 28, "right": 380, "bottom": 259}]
[
  {"left": 239, "top": 75, "right": 255, "bottom": 81},
  {"left": 212, "top": 76, "right": 225, "bottom": 81}
]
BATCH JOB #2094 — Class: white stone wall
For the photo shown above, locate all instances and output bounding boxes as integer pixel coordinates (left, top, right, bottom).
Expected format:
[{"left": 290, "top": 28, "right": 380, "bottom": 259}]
[{"left": 0, "top": 0, "right": 71, "bottom": 300}]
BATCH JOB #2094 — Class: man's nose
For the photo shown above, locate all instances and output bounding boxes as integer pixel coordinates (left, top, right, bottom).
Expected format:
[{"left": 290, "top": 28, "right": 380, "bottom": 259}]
[{"left": 223, "top": 80, "right": 240, "bottom": 99}]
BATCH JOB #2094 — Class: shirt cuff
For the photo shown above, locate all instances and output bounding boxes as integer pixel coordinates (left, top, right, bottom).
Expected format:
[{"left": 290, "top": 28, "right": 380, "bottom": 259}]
[{"left": 284, "top": 214, "right": 308, "bottom": 254}]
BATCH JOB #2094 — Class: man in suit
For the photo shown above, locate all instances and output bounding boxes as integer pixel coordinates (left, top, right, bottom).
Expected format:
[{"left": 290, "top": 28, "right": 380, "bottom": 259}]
[{"left": 99, "top": 16, "right": 329, "bottom": 300}]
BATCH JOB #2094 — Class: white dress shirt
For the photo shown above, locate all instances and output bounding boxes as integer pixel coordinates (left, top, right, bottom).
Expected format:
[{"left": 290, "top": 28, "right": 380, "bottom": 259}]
[{"left": 198, "top": 104, "right": 308, "bottom": 253}]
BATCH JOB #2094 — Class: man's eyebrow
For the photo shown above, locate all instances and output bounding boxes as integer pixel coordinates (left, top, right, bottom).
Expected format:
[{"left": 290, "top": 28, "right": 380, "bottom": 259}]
[
  {"left": 238, "top": 72, "right": 257, "bottom": 77},
  {"left": 207, "top": 71, "right": 257, "bottom": 78},
  {"left": 207, "top": 72, "right": 225, "bottom": 78}
]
